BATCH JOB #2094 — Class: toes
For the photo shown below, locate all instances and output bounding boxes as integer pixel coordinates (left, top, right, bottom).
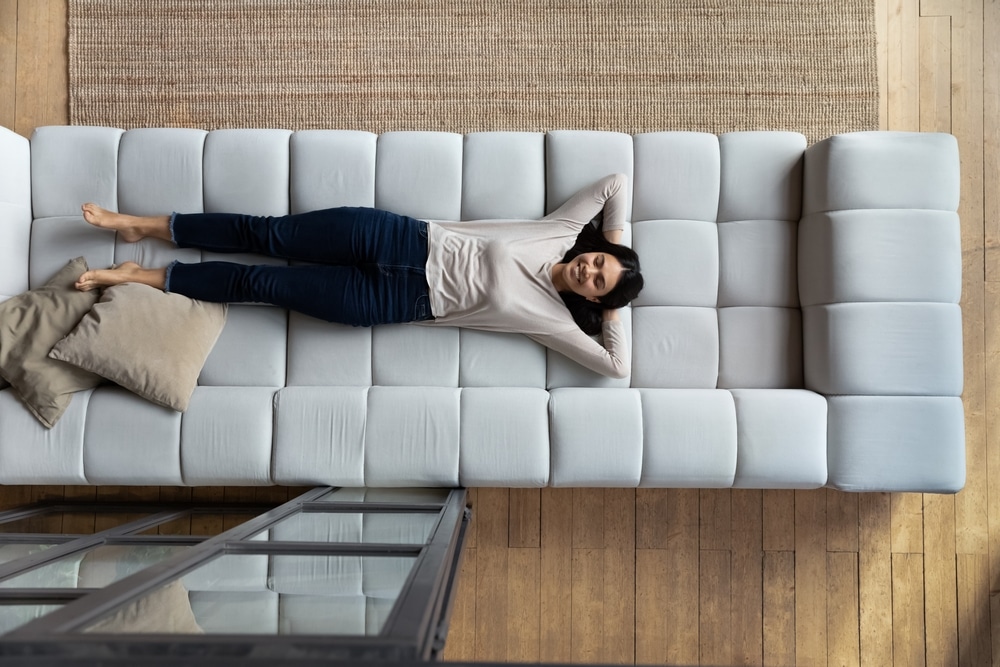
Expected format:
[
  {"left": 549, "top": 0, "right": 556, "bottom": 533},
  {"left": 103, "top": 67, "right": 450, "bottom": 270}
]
[{"left": 81, "top": 203, "right": 99, "bottom": 224}]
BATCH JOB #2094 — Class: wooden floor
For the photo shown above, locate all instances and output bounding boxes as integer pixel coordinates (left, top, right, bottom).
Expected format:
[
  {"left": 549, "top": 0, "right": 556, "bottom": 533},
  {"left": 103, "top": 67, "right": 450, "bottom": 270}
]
[{"left": 1, "top": 0, "right": 997, "bottom": 664}]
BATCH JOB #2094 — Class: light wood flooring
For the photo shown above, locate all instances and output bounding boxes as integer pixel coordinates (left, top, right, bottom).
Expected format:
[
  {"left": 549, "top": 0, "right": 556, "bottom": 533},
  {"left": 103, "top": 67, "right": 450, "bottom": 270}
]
[{"left": 1, "top": 0, "right": 997, "bottom": 664}]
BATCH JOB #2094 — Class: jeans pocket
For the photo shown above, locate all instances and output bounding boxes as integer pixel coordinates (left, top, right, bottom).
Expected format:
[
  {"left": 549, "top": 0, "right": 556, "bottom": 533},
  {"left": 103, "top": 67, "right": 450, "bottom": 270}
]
[{"left": 413, "top": 294, "right": 433, "bottom": 321}]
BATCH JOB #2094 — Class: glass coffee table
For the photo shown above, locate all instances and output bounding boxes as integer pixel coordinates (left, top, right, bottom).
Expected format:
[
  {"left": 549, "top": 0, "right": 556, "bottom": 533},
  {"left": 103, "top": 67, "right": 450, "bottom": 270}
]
[{"left": 0, "top": 487, "right": 470, "bottom": 664}]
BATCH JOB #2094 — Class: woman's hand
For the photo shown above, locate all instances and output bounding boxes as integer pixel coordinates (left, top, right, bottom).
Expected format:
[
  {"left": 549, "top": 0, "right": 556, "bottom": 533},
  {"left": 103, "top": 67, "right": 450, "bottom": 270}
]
[{"left": 602, "top": 308, "right": 620, "bottom": 322}]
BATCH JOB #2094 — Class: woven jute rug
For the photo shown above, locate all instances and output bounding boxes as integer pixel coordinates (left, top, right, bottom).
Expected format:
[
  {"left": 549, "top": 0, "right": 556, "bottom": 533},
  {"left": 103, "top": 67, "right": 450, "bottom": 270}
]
[{"left": 68, "top": 0, "right": 878, "bottom": 143}]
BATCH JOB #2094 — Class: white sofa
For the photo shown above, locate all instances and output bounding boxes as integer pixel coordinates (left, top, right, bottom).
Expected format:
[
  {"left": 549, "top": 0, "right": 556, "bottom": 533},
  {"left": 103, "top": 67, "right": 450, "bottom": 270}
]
[{"left": 0, "top": 125, "right": 965, "bottom": 492}]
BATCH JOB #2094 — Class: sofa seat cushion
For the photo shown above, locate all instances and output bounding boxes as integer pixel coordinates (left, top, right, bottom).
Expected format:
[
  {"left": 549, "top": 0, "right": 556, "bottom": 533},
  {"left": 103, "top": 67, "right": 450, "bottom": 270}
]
[
  {"left": 826, "top": 395, "right": 965, "bottom": 493},
  {"left": 638, "top": 389, "right": 738, "bottom": 488},
  {"left": 459, "top": 388, "right": 550, "bottom": 487},
  {"left": 549, "top": 388, "right": 643, "bottom": 487},
  {"left": 730, "top": 389, "right": 828, "bottom": 489},
  {"left": 803, "top": 302, "right": 964, "bottom": 396},
  {"left": 798, "top": 209, "right": 962, "bottom": 307}
]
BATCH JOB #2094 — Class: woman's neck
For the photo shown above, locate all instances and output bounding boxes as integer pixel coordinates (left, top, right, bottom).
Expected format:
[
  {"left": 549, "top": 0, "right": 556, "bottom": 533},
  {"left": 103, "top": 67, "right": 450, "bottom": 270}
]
[{"left": 550, "top": 262, "right": 568, "bottom": 293}]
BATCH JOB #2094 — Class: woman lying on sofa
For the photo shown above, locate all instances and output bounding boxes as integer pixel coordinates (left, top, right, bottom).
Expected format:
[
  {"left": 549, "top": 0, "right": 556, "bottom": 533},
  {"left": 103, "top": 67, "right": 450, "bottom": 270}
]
[{"left": 75, "top": 174, "right": 643, "bottom": 379}]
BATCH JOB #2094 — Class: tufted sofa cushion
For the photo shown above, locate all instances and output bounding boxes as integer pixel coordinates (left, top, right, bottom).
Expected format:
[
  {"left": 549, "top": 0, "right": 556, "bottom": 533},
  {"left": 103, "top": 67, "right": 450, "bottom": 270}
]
[{"left": 0, "top": 126, "right": 965, "bottom": 492}]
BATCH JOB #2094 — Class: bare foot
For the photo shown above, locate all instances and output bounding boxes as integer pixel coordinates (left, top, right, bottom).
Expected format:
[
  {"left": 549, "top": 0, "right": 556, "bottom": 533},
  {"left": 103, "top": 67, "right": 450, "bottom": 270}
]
[
  {"left": 81, "top": 204, "right": 146, "bottom": 243},
  {"left": 81, "top": 204, "right": 172, "bottom": 243},
  {"left": 75, "top": 262, "right": 165, "bottom": 292}
]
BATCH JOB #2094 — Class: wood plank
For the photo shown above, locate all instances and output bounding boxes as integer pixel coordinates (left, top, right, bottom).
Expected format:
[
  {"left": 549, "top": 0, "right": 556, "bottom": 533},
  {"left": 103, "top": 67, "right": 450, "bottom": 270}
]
[
  {"left": 637, "top": 488, "right": 698, "bottom": 549},
  {"left": 93, "top": 486, "right": 124, "bottom": 533},
  {"left": 60, "top": 485, "right": 96, "bottom": 535},
  {"left": 635, "top": 488, "right": 661, "bottom": 549},
  {"left": 956, "top": 553, "right": 991, "bottom": 666},
  {"left": 252, "top": 485, "right": 288, "bottom": 506},
  {"left": 827, "top": 489, "right": 859, "bottom": 552},
  {"left": 918, "top": 14, "right": 952, "bottom": 133},
  {"left": 699, "top": 550, "right": 732, "bottom": 666},
  {"left": 222, "top": 487, "right": 254, "bottom": 530},
  {"left": 571, "top": 548, "right": 604, "bottom": 664},
  {"left": 0, "top": 0, "right": 16, "bottom": 131},
  {"left": 635, "top": 550, "right": 671, "bottom": 665},
  {"left": 572, "top": 488, "right": 604, "bottom": 549},
  {"left": 190, "top": 487, "right": 225, "bottom": 536},
  {"left": 859, "top": 493, "right": 893, "bottom": 667},
  {"left": 886, "top": 0, "right": 921, "bottom": 131},
  {"left": 987, "top": 282, "right": 1000, "bottom": 662},
  {"left": 952, "top": 0, "right": 989, "bottom": 558},
  {"left": 474, "top": 545, "right": 507, "bottom": 662},
  {"left": 827, "top": 552, "right": 860, "bottom": 667},
  {"left": 13, "top": 0, "right": 67, "bottom": 137},
  {"left": 919, "top": 0, "right": 958, "bottom": 16},
  {"left": 635, "top": 490, "right": 699, "bottom": 665},
  {"left": 986, "top": 0, "right": 1000, "bottom": 282},
  {"left": 762, "top": 489, "right": 795, "bottom": 552},
  {"left": 0, "top": 485, "right": 32, "bottom": 512},
  {"left": 443, "top": 547, "right": 477, "bottom": 662},
  {"left": 602, "top": 545, "right": 634, "bottom": 664},
  {"left": 464, "top": 488, "right": 478, "bottom": 549},
  {"left": 472, "top": 488, "right": 509, "bottom": 662},
  {"left": 794, "top": 489, "right": 827, "bottom": 666},
  {"left": 763, "top": 551, "right": 795, "bottom": 666},
  {"left": 506, "top": 548, "right": 539, "bottom": 662},
  {"left": 700, "top": 488, "right": 730, "bottom": 551},
  {"left": 890, "top": 492, "right": 924, "bottom": 554},
  {"left": 157, "top": 486, "right": 193, "bottom": 535},
  {"left": 508, "top": 488, "right": 540, "bottom": 548},
  {"left": 876, "top": 0, "right": 889, "bottom": 128},
  {"left": 539, "top": 488, "right": 573, "bottom": 663},
  {"left": 602, "top": 489, "right": 634, "bottom": 664},
  {"left": 473, "top": 488, "right": 508, "bottom": 550},
  {"left": 603, "top": 488, "right": 634, "bottom": 549},
  {"left": 731, "top": 489, "right": 763, "bottom": 666},
  {"left": 892, "top": 553, "right": 925, "bottom": 667},
  {"left": 923, "top": 493, "right": 958, "bottom": 666}
]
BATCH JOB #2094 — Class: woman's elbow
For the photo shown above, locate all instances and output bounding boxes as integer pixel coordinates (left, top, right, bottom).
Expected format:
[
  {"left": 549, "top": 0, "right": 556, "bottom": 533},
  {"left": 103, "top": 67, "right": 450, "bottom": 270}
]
[{"left": 609, "top": 362, "right": 630, "bottom": 380}]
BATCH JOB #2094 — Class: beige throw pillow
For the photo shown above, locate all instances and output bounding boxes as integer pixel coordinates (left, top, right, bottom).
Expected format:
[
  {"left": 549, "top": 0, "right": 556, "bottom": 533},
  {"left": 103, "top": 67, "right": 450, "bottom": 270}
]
[
  {"left": 0, "top": 257, "right": 103, "bottom": 428},
  {"left": 50, "top": 283, "right": 227, "bottom": 411},
  {"left": 85, "top": 579, "right": 204, "bottom": 634}
]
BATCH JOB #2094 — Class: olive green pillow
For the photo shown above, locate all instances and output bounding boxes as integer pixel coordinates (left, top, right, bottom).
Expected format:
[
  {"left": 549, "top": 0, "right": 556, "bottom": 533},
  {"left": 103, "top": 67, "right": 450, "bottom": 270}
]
[
  {"left": 0, "top": 257, "right": 103, "bottom": 428},
  {"left": 49, "top": 282, "right": 227, "bottom": 412}
]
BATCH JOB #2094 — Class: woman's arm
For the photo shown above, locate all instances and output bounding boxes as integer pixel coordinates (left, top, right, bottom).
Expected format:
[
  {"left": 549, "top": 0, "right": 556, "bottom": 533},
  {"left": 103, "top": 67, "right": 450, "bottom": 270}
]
[
  {"left": 531, "top": 318, "right": 630, "bottom": 379},
  {"left": 544, "top": 173, "right": 628, "bottom": 236}
]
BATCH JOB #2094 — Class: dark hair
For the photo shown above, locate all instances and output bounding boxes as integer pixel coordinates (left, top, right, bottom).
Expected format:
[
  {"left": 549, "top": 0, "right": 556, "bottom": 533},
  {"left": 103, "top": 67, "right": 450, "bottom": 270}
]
[{"left": 557, "top": 222, "right": 644, "bottom": 335}]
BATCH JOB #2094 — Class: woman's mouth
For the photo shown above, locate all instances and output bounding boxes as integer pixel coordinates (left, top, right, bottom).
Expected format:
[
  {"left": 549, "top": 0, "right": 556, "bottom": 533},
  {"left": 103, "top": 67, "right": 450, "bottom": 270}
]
[{"left": 574, "top": 263, "right": 582, "bottom": 284}]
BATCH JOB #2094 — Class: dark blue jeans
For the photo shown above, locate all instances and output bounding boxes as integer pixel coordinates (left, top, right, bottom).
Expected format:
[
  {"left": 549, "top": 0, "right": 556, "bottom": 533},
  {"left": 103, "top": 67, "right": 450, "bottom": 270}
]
[{"left": 165, "top": 207, "right": 433, "bottom": 326}]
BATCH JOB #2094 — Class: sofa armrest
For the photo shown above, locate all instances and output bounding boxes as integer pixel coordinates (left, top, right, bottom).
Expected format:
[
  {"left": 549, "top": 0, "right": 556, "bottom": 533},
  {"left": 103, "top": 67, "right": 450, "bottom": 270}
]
[
  {"left": 0, "top": 126, "right": 31, "bottom": 300},
  {"left": 798, "top": 131, "right": 965, "bottom": 492}
]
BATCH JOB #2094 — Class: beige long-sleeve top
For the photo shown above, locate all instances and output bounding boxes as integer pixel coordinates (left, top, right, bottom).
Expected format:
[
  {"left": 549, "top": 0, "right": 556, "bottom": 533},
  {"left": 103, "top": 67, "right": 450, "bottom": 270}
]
[{"left": 422, "top": 173, "right": 630, "bottom": 378}]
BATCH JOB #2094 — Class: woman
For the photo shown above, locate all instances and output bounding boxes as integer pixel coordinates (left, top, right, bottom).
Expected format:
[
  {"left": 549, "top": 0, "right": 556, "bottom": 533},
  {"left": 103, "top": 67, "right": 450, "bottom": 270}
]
[{"left": 77, "top": 173, "right": 643, "bottom": 378}]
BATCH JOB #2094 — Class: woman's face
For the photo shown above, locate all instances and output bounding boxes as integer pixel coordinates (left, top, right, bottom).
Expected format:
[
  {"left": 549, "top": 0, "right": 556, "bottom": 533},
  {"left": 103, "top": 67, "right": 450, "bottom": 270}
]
[{"left": 562, "top": 252, "right": 624, "bottom": 302}]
